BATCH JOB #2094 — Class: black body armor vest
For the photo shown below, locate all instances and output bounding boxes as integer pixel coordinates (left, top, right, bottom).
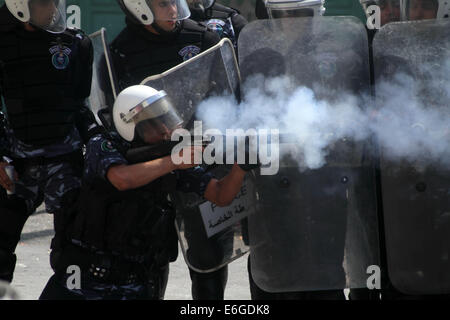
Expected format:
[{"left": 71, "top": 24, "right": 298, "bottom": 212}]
[
  {"left": 62, "top": 173, "right": 178, "bottom": 265},
  {"left": 110, "top": 18, "right": 219, "bottom": 89},
  {"left": 0, "top": 5, "right": 93, "bottom": 147}
]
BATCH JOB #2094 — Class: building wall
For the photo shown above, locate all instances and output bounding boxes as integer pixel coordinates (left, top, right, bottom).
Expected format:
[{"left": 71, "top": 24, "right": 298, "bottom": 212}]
[{"left": 0, "top": 0, "right": 367, "bottom": 40}]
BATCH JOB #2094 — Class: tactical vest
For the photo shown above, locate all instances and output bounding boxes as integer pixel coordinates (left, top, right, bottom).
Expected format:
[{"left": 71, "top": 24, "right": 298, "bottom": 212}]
[
  {"left": 0, "top": 6, "right": 93, "bottom": 147},
  {"left": 110, "top": 19, "right": 218, "bottom": 89},
  {"left": 63, "top": 174, "right": 178, "bottom": 265}
]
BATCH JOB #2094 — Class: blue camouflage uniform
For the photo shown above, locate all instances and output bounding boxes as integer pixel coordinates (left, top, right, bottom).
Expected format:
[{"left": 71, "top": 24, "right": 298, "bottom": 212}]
[
  {"left": 39, "top": 134, "right": 214, "bottom": 300},
  {"left": 2, "top": 125, "right": 83, "bottom": 214}
]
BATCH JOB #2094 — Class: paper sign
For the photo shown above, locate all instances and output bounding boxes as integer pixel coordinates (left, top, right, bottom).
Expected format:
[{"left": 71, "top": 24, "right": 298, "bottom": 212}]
[{"left": 199, "top": 178, "right": 255, "bottom": 238}]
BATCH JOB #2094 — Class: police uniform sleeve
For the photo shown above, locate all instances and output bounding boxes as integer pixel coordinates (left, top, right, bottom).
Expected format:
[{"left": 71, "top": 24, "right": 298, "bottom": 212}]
[
  {"left": 83, "top": 135, "right": 128, "bottom": 183},
  {"left": 230, "top": 12, "right": 248, "bottom": 40},
  {"left": 202, "top": 28, "right": 221, "bottom": 51},
  {"left": 176, "top": 166, "right": 215, "bottom": 197},
  {"left": 75, "top": 32, "right": 94, "bottom": 98}
]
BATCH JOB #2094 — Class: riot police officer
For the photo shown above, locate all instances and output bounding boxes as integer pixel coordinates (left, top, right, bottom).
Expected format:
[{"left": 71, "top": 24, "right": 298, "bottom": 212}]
[
  {"left": 187, "top": 0, "right": 247, "bottom": 50},
  {"left": 39, "top": 85, "right": 250, "bottom": 300},
  {"left": 110, "top": 0, "right": 220, "bottom": 90},
  {"left": 108, "top": 0, "right": 233, "bottom": 300},
  {"left": 0, "top": 0, "right": 101, "bottom": 283}
]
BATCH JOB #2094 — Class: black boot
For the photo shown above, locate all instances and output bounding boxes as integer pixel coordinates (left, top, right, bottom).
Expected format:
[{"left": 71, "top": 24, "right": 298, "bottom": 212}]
[{"left": 189, "top": 265, "right": 228, "bottom": 300}]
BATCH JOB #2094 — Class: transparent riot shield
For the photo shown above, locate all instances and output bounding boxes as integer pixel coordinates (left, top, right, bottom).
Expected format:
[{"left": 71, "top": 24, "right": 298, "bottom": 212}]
[
  {"left": 239, "top": 17, "right": 380, "bottom": 292},
  {"left": 142, "top": 39, "right": 251, "bottom": 272},
  {"left": 88, "top": 28, "right": 118, "bottom": 129},
  {"left": 373, "top": 19, "right": 450, "bottom": 295},
  {"left": 170, "top": 170, "right": 256, "bottom": 273},
  {"left": 141, "top": 38, "right": 241, "bottom": 130}
]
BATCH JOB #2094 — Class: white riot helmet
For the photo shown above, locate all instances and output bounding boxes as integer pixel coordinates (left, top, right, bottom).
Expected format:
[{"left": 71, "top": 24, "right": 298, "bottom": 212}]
[
  {"left": 117, "top": 0, "right": 191, "bottom": 25},
  {"left": 265, "top": 0, "right": 325, "bottom": 19},
  {"left": 403, "top": 0, "right": 449, "bottom": 20},
  {"left": 5, "top": 0, "right": 67, "bottom": 33},
  {"left": 113, "top": 85, "right": 183, "bottom": 144}
]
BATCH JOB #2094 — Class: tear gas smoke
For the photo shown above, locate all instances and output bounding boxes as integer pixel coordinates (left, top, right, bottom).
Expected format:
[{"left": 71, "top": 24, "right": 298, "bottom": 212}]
[{"left": 196, "top": 63, "right": 450, "bottom": 171}]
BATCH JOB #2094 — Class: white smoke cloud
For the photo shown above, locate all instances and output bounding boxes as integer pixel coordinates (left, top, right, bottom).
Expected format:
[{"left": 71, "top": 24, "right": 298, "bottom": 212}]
[{"left": 196, "top": 65, "right": 450, "bottom": 171}]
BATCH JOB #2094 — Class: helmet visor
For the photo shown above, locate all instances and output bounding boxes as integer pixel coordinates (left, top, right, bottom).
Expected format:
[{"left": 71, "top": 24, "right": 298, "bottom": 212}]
[
  {"left": 147, "top": 0, "right": 191, "bottom": 22},
  {"left": 29, "top": 0, "right": 66, "bottom": 33},
  {"left": 133, "top": 94, "right": 183, "bottom": 144},
  {"left": 269, "top": 8, "right": 315, "bottom": 18},
  {"left": 266, "top": 0, "right": 324, "bottom": 18}
]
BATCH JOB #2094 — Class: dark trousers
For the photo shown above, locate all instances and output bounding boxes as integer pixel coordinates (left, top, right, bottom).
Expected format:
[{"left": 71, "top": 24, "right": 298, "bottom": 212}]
[
  {"left": 189, "top": 265, "right": 228, "bottom": 300},
  {"left": 0, "top": 194, "right": 29, "bottom": 282}
]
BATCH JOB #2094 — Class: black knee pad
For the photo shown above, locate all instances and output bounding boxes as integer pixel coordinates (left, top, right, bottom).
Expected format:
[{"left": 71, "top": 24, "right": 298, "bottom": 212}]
[
  {"left": 190, "top": 265, "right": 228, "bottom": 300},
  {"left": 0, "top": 250, "right": 17, "bottom": 283}
]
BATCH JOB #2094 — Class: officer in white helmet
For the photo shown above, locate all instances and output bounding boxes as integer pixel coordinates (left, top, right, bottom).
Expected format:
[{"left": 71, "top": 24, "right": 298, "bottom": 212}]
[
  {"left": 5, "top": 0, "right": 67, "bottom": 33},
  {"left": 257, "top": 0, "right": 325, "bottom": 19},
  {"left": 39, "top": 85, "right": 250, "bottom": 300},
  {"left": 0, "top": 0, "right": 101, "bottom": 285}
]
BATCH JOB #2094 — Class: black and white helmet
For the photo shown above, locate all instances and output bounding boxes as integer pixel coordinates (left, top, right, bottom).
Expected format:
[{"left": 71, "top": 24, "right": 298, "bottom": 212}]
[
  {"left": 117, "top": 0, "right": 191, "bottom": 25},
  {"left": 113, "top": 85, "right": 183, "bottom": 144},
  {"left": 5, "top": 0, "right": 67, "bottom": 33}
]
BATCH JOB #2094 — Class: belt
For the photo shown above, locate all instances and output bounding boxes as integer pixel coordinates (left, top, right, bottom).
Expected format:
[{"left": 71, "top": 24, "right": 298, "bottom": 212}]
[
  {"left": 58, "top": 244, "right": 148, "bottom": 286},
  {"left": 11, "top": 150, "right": 83, "bottom": 167}
]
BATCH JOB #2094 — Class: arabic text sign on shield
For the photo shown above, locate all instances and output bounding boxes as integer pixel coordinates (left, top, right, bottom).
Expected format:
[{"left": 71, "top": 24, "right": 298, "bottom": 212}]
[{"left": 199, "top": 178, "right": 255, "bottom": 238}]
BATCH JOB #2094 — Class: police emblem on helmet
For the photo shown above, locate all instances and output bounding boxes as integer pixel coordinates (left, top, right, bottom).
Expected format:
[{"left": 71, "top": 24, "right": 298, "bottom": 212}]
[
  {"left": 49, "top": 45, "right": 72, "bottom": 70},
  {"left": 178, "top": 45, "right": 201, "bottom": 61}
]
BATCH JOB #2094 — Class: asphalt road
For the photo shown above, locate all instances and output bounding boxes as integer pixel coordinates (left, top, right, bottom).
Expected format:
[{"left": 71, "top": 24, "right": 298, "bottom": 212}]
[{"left": 10, "top": 204, "right": 251, "bottom": 300}]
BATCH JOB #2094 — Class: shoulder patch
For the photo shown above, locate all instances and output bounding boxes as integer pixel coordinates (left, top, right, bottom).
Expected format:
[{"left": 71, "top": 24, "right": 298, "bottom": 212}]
[
  {"left": 206, "top": 19, "right": 226, "bottom": 37},
  {"left": 101, "top": 140, "right": 118, "bottom": 153},
  {"left": 49, "top": 45, "right": 71, "bottom": 70},
  {"left": 178, "top": 45, "right": 201, "bottom": 61}
]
